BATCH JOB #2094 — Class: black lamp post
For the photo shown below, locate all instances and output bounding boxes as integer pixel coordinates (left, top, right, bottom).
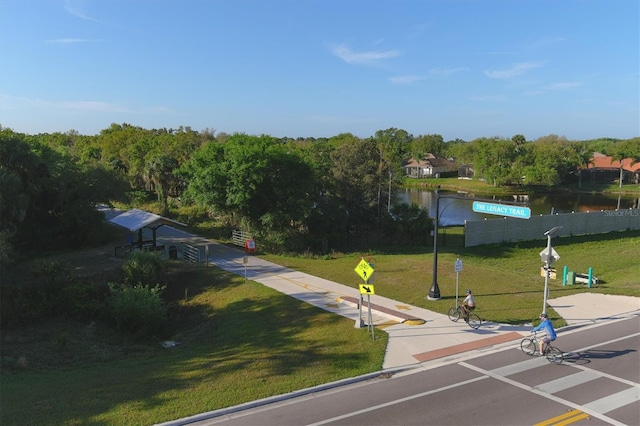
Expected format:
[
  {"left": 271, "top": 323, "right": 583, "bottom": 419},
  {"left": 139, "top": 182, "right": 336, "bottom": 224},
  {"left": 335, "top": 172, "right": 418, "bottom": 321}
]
[{"left": 428, "top": 186, "right": 441, "bottom": 300}]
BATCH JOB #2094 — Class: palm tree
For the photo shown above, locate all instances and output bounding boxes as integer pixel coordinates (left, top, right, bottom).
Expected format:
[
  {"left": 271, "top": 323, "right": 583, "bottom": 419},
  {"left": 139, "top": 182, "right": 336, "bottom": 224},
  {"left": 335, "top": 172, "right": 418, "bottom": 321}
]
[
  {"left": 609, "top": 148, "right": 628, "bottom": 189},
  {"left": 571, "top": 144, "right": 593, "bottom": 188}
]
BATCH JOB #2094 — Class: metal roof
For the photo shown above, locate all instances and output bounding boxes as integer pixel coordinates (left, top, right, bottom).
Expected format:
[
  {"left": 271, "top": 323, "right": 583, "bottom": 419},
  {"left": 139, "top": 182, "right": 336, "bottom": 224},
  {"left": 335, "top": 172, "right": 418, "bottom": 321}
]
[{"left": 108, "top": 208, "right": 187, "bottom": 232}]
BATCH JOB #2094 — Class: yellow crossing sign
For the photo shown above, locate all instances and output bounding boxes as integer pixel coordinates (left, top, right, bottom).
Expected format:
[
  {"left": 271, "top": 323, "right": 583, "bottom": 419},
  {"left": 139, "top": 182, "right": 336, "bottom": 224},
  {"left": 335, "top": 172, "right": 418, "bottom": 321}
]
[
  {"left": 354, "top": 258, "right": 374, "bottom": 282},
  {"left": 359, "top": 284, "right": 375, "bottom": 294}
]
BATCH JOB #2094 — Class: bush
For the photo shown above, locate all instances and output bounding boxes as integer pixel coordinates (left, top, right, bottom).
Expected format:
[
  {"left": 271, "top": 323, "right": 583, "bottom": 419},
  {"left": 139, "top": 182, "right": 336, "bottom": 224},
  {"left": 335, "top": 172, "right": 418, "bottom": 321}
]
[
  {"left": 122, "top": 251, "right": 165, "bottom": 286},
  {"left": 107, "top": 283, "right": 167, "bottom": 337}
]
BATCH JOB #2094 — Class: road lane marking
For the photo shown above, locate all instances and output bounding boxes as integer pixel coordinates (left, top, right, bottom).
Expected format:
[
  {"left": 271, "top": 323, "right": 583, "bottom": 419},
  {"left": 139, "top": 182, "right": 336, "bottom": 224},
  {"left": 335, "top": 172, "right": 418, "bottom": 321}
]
[
  {"left": 490, "top": 356, "right": 547, "bottom": 376},
  {"left": 533, "top": 409, "right": 589, "bottom": 426},
  {"left": 306, "top": 375, "right": 488, "bottom": 426},
  {"left": 534, "top": 370, "right": 599, "bottom": 394},
  {"left": 460, "top": 362, "right": 626, "bottom": 426},
  {"left": 582, "top": 386, "right": 640, "bottom": 413}
]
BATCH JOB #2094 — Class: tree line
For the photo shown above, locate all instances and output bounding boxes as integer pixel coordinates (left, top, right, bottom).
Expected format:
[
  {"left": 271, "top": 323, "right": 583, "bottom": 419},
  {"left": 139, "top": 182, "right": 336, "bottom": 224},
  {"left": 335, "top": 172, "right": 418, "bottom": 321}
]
[{"left": 1, "top": 123, "right": 639, "bottom": 263}]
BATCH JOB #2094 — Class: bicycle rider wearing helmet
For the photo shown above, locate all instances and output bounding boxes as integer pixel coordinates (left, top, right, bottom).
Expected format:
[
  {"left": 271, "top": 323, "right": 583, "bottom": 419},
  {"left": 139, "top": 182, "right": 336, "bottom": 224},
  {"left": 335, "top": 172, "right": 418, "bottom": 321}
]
[
  {"left": 531, "top": 313, "right": 557, "bottom": 355},
  {"left": 460, "top": 289, "right": 475, "bottom": 320}
]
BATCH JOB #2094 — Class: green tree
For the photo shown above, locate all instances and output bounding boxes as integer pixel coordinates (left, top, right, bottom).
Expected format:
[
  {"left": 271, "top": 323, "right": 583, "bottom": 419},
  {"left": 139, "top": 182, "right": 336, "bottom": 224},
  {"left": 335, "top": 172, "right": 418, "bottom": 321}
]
[
  {"left": 143, "top": 153, "right": 180, "bottom": 215},
  {"left": 568, "top": 143, "right": 594, "bottom": 188},
  {"left": 182, "top": 134, "right": 316, "bottom": 233},
  {"left": 329, "top": 138, "right": 381, "bottom": 232},
  {"left": 410, "top": 134, "right": 445, "bottom": 159},
  {"left": 608, "top": 139, "right": 640, "bottom": 188},
  {"left": 374, "top": 128, "right": 412, "bottom": 217},
  {"left": 0, "top": 128, "right": 106, "bottom": 252}
]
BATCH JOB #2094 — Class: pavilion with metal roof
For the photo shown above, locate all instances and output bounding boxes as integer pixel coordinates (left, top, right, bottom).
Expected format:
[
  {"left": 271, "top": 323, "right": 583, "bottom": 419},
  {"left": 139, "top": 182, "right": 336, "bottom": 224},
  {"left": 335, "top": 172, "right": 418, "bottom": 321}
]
[{"left": 108, "top": 208, "right": 187, "bottom": 251}]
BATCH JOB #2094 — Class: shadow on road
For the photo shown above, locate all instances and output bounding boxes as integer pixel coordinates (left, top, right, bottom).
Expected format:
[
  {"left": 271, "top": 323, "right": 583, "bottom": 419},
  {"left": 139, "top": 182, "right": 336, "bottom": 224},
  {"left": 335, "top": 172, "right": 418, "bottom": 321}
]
[{"left": 563, "top": 348, "right": 636, "bottom": 365}]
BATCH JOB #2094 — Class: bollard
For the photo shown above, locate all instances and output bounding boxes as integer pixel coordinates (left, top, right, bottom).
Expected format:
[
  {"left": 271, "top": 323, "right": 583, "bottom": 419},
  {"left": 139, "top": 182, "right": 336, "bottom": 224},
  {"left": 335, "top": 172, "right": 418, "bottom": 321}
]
[
  {"left": 562, "top": 265, "right": 568, "bottom": 286},
  {"left": 588, "top": 267, "right": 593, "bottom": 288}
]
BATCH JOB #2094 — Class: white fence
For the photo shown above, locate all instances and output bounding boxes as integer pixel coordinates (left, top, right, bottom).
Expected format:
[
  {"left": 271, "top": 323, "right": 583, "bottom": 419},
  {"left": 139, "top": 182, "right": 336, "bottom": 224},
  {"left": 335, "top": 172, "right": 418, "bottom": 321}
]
[
  {"left": 183, "top": 243, "right": 201, "bottom": 265},
  {"left": 232, "top": 230, "right": 253, "bottom": 247},
  {"left": 465, "top": 208, "right": 640, "bottom": 247}
]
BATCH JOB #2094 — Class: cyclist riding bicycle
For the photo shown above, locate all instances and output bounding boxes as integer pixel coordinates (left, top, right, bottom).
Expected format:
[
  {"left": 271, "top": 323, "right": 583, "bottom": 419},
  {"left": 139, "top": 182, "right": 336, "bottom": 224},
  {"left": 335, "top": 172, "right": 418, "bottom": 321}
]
[
  {"left": 460, "top": 289, "right": 475, "bottom": 321},
  {"left": 531, "top": 313, "right": 557, "bottom": 355}
]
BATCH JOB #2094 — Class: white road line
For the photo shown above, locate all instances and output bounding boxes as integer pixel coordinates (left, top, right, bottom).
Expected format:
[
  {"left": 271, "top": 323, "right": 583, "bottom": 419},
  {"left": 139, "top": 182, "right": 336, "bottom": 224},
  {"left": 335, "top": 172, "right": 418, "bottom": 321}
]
[
  {"left": 534, "top": 370, "right": 600, "bottom": 394},
  {"left": 461, "top": 362, "right": 627, "bottom": 426},
  {"left": 305, "top": 375, "right": 488, "bottom": 426},
  {"left": 571, "top": 331, "right": 640, "bottom": 355},
  {"left": 583, "top": 386, "right": 640, "bottom": 414},
  {"left": 491, "top": 356, "right": 547, "bottom": 376}
]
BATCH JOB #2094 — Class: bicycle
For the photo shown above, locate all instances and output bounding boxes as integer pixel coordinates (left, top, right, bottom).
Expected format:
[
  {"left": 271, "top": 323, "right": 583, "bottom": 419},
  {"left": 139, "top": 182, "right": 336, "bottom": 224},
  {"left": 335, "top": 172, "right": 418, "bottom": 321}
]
[
  {"left": 520, "top": 332, "right": 564, "bottom": 364},
  {"left": 447, "top": 306, "right": 482, "bottom": 329}
]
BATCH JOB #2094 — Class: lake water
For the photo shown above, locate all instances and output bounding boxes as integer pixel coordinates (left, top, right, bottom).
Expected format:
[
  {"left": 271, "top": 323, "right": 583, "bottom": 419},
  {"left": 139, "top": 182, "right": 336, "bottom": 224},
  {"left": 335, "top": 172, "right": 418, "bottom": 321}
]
[{"left": 398, "top": 189, "right": 640, "bottom": 226}]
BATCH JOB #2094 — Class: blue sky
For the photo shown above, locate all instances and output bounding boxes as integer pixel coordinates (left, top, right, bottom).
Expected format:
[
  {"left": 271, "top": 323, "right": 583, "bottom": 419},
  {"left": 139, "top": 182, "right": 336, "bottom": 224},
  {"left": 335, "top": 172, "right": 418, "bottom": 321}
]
[{"left": 1, "top": 0, "right": 638, "bottom": 141}]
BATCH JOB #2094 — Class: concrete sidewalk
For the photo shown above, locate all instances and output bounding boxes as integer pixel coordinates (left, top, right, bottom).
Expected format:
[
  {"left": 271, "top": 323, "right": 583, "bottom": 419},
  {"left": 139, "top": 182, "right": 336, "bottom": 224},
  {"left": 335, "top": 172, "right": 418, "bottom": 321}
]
[{"left": 154, "top": 230, "right": 640, "bottom": 371}]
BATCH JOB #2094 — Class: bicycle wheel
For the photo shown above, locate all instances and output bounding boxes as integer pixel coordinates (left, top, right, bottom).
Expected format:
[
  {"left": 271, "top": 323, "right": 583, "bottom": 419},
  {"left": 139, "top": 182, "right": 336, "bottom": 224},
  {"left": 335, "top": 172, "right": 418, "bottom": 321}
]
[
  {"left": 520, "top": 338, "right": 536, "bottom": 355},
  {"left": 468, "top": 314, "right": 481, "bottom": 329},
  {"left": 546, "top": 347, "right": 564, "bottom": 364},
  {"left": 448, "top": 307, "right": 460, "bottom": 322}
]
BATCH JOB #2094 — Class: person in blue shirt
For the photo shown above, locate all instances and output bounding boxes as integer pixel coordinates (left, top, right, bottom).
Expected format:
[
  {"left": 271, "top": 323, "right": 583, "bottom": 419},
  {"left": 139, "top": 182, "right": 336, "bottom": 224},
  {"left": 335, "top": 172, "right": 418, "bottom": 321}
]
[{"left": 532, "top": 313, "right": 557, "bottom": 355}]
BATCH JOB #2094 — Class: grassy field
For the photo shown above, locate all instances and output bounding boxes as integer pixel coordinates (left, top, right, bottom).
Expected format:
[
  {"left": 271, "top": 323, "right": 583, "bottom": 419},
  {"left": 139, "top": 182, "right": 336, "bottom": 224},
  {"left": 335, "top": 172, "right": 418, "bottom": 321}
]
[
  {"left": 261, "top": 230, "right": 640, "bottom": 326},
  {"left": 1, "top": 264, "right": 387, "bottom": 426},
  {"left": 2, "top": 228, "right": 638, "bottom": 425}
]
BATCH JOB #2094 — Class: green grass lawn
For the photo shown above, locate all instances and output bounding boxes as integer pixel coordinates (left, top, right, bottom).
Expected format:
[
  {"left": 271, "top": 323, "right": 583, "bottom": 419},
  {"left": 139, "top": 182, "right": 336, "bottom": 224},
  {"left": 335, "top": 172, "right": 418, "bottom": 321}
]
[
  {"left": 1, "top": 266, "right": 386, "bottom": 425},
  {"left": 2, "top": 230, "right": 638, "bottom": 425},
  {"left": 260, "top": 230, "right": 640, "bottom": 325}
]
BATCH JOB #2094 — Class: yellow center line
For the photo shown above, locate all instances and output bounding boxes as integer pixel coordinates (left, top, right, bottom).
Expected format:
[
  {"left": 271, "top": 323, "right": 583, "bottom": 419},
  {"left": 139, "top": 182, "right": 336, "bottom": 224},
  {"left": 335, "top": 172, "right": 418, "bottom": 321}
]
[
  {"left": 554, "top": 412, "right": 590, "bottom": 426},
  {"left": 534, "top": 409, "right": 589, "bottom": 426}
]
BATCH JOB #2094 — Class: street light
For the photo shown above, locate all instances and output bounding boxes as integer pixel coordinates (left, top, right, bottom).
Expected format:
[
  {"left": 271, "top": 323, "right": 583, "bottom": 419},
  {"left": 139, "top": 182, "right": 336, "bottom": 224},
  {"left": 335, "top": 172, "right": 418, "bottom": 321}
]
[
  {"left": 541, "top": 226, "right": 562, "bottom": 314},
  {"left": 428, "top": 186, "right": 441, "bottom": 300}
]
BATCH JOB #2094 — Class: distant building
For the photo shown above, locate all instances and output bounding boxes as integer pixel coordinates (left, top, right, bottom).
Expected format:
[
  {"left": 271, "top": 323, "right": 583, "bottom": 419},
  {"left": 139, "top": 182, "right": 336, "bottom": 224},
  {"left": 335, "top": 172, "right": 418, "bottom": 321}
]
[
  {"left": 402, "top": 154, "right": 458, "bottom": 178},
  {"left": 458, "top": 164, "right": 475, "bottom": 179},
  {"left": 587, "top": 152, "right": 640, "bottom": 184}
]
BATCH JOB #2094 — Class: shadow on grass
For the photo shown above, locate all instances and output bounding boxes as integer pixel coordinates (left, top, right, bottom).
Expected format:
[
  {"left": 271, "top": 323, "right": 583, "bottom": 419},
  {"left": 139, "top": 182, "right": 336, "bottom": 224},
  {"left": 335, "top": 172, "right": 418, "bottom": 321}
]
[{"left": 1, "top": 272, "right": 382, "bottom": 425}]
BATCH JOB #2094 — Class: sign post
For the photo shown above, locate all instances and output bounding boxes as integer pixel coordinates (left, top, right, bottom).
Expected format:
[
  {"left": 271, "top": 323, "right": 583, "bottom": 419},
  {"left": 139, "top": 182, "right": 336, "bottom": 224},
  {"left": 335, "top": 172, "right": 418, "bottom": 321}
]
[
  {"left": 540, "top": 226, "right": 562, "bottom": 314},
  {"left": 454, "top": 258, "right": 463, "bottom": 306},
  {"left": 354, "top": 258, "right": 375, "bottom": 337},
  {"left": 359, "top": 284, "right": 375, "bottom": 338}
]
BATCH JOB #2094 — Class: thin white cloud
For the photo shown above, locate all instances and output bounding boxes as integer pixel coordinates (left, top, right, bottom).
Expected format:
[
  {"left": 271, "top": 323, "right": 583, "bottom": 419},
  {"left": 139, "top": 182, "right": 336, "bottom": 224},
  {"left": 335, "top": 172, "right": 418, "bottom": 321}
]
[
  {"left": 64, "top": 0, "right": 101, "bottom": 23},
  {"left": 330, "top": 43, "right": 400, "bottom": 65},
  {"left": 484, "top": 62, "right": 544, "bottom": 79},
  {"left": 0, "top": 95, "right": 174, "bottom": 115},
  {"left": 390, "top": 75, "right": 426, "bottom": 85}
]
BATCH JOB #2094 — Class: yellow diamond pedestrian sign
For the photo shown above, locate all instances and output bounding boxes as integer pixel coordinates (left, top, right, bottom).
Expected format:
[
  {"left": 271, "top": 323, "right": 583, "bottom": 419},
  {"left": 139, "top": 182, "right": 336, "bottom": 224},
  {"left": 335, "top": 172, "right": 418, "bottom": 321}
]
[{"left": 355, "top": 258, "right": 374, "bottom": 282}]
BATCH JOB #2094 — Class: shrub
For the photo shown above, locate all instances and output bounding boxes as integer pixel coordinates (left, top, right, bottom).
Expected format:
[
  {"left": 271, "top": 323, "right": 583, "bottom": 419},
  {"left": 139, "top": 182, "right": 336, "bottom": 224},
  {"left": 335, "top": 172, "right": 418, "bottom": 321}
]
[
  {"left": 121, "top": 251, "right": 165, "bottom": 286},
  {"left": 107, "top": 283, "right": 167, "bottom": 337}
]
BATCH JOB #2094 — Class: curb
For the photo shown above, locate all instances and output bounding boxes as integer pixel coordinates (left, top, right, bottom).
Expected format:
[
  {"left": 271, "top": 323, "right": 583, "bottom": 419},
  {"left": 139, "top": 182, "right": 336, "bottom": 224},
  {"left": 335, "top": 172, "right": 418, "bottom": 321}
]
[
  {"left": 155, "top": 367, "right": 416, "bottom": 426},
  {"left": 341, "top": 296, "right": 425, "bottom": 324}
]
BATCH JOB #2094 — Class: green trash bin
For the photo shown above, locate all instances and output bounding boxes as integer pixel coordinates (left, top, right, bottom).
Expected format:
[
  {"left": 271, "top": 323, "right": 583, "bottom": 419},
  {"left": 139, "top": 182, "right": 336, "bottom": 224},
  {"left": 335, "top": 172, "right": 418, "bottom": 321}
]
[{"left": 566, "top": 271, "right": 576, "bottom": 285}]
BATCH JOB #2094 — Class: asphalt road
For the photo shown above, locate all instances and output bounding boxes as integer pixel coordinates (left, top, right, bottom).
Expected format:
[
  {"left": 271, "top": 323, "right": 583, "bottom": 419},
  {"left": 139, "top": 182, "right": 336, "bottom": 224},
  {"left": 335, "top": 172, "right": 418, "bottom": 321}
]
[{"left": 184, "top": 316, "right": 639, "bottom": 426}]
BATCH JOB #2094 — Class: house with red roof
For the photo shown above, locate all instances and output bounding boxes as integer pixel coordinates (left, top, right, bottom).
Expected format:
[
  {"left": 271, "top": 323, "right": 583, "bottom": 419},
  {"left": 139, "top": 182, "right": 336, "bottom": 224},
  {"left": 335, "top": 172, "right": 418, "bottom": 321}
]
[{"left": 587, "top": 152, "right": 640, "bottom": 184}]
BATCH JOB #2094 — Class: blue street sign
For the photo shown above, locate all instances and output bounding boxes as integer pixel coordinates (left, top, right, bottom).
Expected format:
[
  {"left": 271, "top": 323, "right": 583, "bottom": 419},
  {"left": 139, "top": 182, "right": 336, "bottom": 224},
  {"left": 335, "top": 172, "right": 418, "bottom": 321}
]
[{"left": 473, "top": 201, "right": 531, "bottom": 219}]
